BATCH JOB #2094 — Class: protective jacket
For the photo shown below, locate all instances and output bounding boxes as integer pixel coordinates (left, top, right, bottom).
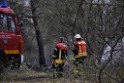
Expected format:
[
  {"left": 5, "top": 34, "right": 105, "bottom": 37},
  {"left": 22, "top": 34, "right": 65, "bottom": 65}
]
[
  {"left": 52, "top": 42, "right": 68, "bottom": 64},
  {"left": 73, "top": 40, "right": 87, "bottom": 59}
]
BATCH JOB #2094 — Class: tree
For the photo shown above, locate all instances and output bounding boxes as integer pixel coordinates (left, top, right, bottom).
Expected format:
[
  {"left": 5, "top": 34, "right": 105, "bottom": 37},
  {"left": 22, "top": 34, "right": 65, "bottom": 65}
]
[{"left": 30, "top": 0, "right": 45, "bottom": 67}]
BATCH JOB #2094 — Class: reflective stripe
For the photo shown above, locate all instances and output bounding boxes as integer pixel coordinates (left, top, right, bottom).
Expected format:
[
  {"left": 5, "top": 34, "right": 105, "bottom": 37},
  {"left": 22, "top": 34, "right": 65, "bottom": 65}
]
[
  {"left": 74, "top": 52, "right": 87, "bottom": 59},
  {"left": 54, "top": 50, "right": 63, "bottom": 64},
  {"left": 79, "top": 46, "right": 82, "bottom": 54},
  {"left": 59, "top": 50, "right": 61, "bottom": 60},
  {"left": 54, "top": 48, "right": 57, "bottom": 51},
  {"left": 77, "top": 41, "right": 86, "bottom": 44},
  {"left": 52, "top": 55, "right": 56, "bottom": 58}
]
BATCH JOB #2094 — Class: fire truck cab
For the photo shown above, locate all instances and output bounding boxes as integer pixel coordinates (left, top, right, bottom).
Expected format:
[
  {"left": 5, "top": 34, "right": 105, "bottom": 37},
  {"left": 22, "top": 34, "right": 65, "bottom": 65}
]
[{"left": 0, "top": 1, "right": 24, "bottom": 69}]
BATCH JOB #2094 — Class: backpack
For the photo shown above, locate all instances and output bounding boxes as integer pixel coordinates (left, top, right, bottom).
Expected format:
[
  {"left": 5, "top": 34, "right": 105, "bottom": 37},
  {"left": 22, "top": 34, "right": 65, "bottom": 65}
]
[
  {"left": 75, "top": 40, "right": 87, "bottom": 56},
  {"left": 55, "top": 42, "right": 68, "bottom": 64},
  {"left": 56, "top": 42, "right": 68, "bottom": 51}
]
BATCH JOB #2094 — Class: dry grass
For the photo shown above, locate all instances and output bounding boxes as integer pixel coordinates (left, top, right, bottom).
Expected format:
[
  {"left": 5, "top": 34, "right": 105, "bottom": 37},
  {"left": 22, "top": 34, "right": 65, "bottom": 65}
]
[
  {"left": 0, "top": 63, "right": 95, "bottom": 83},
  {"left": 4, "top": 62, "right": 122, "bottom": 83}
]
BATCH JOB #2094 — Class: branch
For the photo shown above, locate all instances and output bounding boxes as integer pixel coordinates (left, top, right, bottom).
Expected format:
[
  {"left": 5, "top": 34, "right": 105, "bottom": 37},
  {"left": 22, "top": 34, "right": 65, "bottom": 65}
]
[
  {"left": 82, "top": 2, "right": 124, "bottom": 7},
  {"left": 72, "top": 0, "right": 85, "bottom": 33},
  {"left": 98, "top": 37, "right": 122, "bottom": 83}
]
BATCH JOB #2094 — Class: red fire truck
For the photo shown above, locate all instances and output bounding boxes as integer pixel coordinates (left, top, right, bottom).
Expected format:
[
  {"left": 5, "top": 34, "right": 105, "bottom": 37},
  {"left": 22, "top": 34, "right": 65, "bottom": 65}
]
[{"left": 0, "top": 1, "right": 24, "bottom": 69}]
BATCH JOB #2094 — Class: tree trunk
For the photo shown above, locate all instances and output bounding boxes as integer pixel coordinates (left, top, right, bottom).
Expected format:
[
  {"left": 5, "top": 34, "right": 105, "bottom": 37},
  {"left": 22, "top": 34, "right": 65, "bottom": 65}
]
[{"left": 30, "top": 0, "right": 45, "bottom": 67}]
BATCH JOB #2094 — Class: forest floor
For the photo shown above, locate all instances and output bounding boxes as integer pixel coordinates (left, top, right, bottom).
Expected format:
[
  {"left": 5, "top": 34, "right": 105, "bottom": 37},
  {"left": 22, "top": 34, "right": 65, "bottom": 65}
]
[{"left": 0, "top": 63, "right": 92, "bottom": 83}]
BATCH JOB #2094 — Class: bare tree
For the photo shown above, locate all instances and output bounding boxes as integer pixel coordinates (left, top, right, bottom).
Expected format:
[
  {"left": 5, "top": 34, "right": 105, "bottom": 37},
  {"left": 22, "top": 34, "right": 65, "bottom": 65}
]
[{"left": 30, "top": 0, "right": 45, "bottom": 67}]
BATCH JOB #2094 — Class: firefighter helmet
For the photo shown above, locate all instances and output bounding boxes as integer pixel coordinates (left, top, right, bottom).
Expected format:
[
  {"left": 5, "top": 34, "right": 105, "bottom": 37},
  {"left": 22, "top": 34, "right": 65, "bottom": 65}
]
[
  {"left": 74, "top": 34, "right": 81, "bottom": 39},
  {"left": 59, "top": 37, "right": 64, "bottom": 42}
]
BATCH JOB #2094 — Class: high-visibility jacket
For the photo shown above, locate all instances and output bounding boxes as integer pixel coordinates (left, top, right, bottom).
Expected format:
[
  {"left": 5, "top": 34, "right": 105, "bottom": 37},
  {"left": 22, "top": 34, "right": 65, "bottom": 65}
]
[
  {"left": 73, "top": 40, "right": 87, "bottom": 59},
  {"left": 52, "top": 42, "right": 68, "bottom": 64}
]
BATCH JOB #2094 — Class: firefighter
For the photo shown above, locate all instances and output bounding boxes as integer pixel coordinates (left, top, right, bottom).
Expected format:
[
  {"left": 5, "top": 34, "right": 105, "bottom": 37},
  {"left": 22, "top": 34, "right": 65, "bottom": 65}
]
[
  {"left": 71, "top": 34, "right": 87, "bottom": 66},
  {"left": 52, "top": 37, "right": 68, "bottom": 78}
]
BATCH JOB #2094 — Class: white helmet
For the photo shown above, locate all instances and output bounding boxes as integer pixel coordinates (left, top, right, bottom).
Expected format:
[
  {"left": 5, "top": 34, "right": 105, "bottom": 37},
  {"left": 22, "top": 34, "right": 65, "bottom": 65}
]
[{"left": 74, "top": 34, "right": 81, "bottom": 39}]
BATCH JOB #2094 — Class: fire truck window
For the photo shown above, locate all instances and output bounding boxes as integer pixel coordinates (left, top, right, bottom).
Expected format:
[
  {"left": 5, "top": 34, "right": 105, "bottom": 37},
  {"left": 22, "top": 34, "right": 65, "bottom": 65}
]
[
  {"left": 0, "top": 15, "right": 3, "bottom": 29},
  {"left": 0, "top": 14, "right": 16, "bottom": 32},
  {"left": 0, "top": 14, "right": 8, "bottom": 30},
  {"left": 8, "top": 16, "right": 16, "bottom": 32}
]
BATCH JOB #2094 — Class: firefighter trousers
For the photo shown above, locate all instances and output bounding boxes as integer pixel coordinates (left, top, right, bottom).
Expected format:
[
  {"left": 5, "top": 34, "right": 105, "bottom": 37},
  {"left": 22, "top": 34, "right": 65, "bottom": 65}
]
[{"left": 52, "top": 63, "right": 64, "bottom": 78}]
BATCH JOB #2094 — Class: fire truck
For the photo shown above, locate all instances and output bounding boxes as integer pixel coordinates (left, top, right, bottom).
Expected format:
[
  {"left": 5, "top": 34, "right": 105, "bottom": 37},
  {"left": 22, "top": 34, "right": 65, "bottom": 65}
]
[{"left": 0, "top": 1, "right": 24, "bottom": 69}]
